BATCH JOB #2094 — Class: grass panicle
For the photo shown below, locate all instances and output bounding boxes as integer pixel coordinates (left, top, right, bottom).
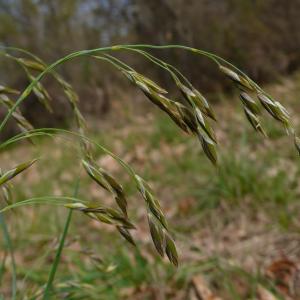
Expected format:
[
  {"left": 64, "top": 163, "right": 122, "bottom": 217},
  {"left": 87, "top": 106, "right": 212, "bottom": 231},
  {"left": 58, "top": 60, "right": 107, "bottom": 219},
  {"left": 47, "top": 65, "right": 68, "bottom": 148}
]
[{"left": 0, "top": 43, "right": 299, "bottom": 291}]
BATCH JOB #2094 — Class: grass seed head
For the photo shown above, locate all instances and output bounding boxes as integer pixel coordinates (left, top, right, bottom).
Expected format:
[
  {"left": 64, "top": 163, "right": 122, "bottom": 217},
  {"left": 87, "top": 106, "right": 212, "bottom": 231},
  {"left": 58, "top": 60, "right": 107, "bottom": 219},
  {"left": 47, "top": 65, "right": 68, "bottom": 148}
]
[
  {"left": 83, "top": 161, "right": 128, "bottom": 215},
  {"left": 143, "top": 92, "right": 171, "bottom": 113},
  {"left": 148, "top": 214, "right": 165, "bottom": 257},
  {"left": 198, "top": 130, "right": 218, "bottom": 165},
  {"left": 115, "top": 194, "right": 128, "bottom": 216},
  {"left": 219, "top": 65, "right": 254, "bottom": 91},
  {"left": 64, "top": 203, "right": 88, "bottom": 210},
  {"left": 82, "top": 160, "right": 111, "bottom": 191},
  {"left": 164, "top": 102, "right": 190, "bottom": 133},
  {"left": 257, "top": 93, "right": 290, "bottom": 124},
  {"left": 18, "top": 58, "right": 46, "bottom": 71},
  {"left": 0, "top": 85, "right": 19, "bottom": 95},
  {"left": 94, "top": 212, "right": 114, "bottom": 225},
  {"left": 101, "top": 170, "right": 123, "bottom": 194},
  {"left": 135, "top": 175, "right": 146, "bottom": 198},
  {"left": 240, "top": 92, "right": 260, "bottom": 114},
  {"left": 117, "top": 226, "right": 136, "bottom": 246},
  {"left": 165, "top": 233, "right": 178, "bottom": 267},
  {"left": 177, "top": 104, "right": 198, "bottom": 133},
  {"left": 0, "top": 159, "right": 37, "bottom": 186},
  {"left": 104, "top": 207, "right": 135, "bottom": 229},
  {"left": 1, "top": 184, "right": 12, "bottom": 205},
  {"left": 0, "top": 169, "right": 13, "bottom": 205},
  {"left": 192, "top": 89, "right": 217, "bottom": 121},
  {"left": 243, "top": 107, "right": 266, "bottom": 136},
  {"left": 11, "top": 111, "right": 34, "bottom": 132},
  {"left": 129, "top": 71, "right": 168, "bottom": 94},
  {"left": 178, "top": 83, "right": 196, "bottom": 105},
  {"left": 195, "top": 108, "right": 217, "bottom": 143},
  {"left": 178, "top": 83, "right": 217, "bottom": 121}
]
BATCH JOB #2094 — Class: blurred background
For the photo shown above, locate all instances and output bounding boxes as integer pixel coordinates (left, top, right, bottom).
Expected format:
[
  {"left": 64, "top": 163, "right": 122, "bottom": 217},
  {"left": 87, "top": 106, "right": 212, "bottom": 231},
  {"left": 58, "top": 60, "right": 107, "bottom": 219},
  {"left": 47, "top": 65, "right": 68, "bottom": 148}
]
[
  {"left": 1, "top": 0, "right": 300, "bottom": 299},
  {"left": 1, "top": 0, "right": 300, "bottom": 128}
]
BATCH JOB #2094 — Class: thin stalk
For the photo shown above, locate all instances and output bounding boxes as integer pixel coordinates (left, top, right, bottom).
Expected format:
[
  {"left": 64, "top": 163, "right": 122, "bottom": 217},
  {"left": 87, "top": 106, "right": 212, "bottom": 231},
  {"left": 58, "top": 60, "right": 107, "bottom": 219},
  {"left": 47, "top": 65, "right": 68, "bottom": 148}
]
[
  {"left": 103, "top": 54, "right": 134, "bottom": 71},
  {"left": 0, "top": 214, "right": 16, "bottom": 300},
  {"left": 42, "top": 179, "right": 80, "bottom": 300},
  {"left": 118, "top": 47, "right": 194, "bottom": 88},
  {"left": 116, "top": 44, "right": 220, "bottom": 64},
  {"left": 91, "top": 55, "right": 126, "bottom": 71},
  {"left": 0, "top": 128, "right": 138, "bottom": 180},
  {"left": 0, "top": 196, "right": 87, "bottom": 213},
  {"left": 0, "top": 44, "right": 263, "bottom": 134}
]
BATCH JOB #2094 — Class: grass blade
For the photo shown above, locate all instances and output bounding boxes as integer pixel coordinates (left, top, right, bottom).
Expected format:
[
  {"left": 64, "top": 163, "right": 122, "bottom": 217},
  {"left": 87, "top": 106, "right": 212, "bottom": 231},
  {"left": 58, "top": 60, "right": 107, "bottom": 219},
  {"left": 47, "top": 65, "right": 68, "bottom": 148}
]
[
  {"left": 42, "top": 179, "right": 80, "bottom": 300},
  {"left": 0, "top": 214, "right": 17, "bottom": 300}
]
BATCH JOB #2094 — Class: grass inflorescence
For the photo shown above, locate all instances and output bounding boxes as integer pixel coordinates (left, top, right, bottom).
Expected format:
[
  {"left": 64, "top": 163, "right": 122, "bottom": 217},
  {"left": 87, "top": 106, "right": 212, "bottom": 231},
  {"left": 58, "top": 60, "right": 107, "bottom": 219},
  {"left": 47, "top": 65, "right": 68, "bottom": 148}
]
[{"left": 0, "top": 44, "right": 299, "bottom": 298}]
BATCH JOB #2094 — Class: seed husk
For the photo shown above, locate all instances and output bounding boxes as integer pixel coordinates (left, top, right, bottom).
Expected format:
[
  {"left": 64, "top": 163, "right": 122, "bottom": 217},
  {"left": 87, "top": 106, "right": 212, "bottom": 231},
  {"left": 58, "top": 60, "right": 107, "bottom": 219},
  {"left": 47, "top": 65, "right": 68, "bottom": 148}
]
[
  {"left": 240, "top": 92, "right": 260, "bottom": 114},
  {"left": 0, "top": 85, "right": 19, "bottom": 95},
  {"left": 117, "top": 226, "right": 136, "bottom": 246},
  {"left": 178, "top": 83, "right": 195, "bottom": 105},
  {"left": 82, "top": 160, "right": 111, "bottom": 191},
  {"left": 198, "top": 130, "right": 218, "bottom": 165},
  {"left": 165, "top": 233, "right": 178, "bottom": 267},
  {"left": 220, "top": 66, "right": 240, "bottom": 82},
  {"left": 84, "top": 162, "right": 128, "bottom": 215},
  {"left": 1, "top": 184, "right": 12, "bottom": 205},
  {"left": 149, "top": 204, "right": 168, "bottom": 230},
  {"left": 115, "top": 194, "right": 128, "bottom": 216},
  {"left": 275, "top": 101, "right": 290, "bottom": 119},
  {"left": 84, "top": 210, "right": 113, "bottom": 224},
  {"left": 257, "top": 93, "right": 289, "bottom": 123},
  {"left": 163, "top": 102, "right": 190, "bottom": 133},
  {"left": 101, "top": 170, "right": 123, "bottom": 194},
  {"left": 192, "top": 89, "right": 217, "bottom": 121},
  {"left": 135, "top": 175, "right": 146, "bottom": 198},
  {"left": 18, "top": 58, "right": 45, "bottom": 71},
  {"left": 72, "top": 203, "right": 134, "bottom": 228},
  {"left": 124, "top": 70, "right": 167, "bottom": 95},
  {"left": 142, "top": 189, "right": 168, "bottom": 229},
  {"left": 195, "top": 108, "right": 217, "bottom": 143},
  {"left": 0, "top": 169, "right": 12, "bottom": 205},
  {"left": 11, "top": 111, "right": 34, "bottom": 132},
  {"left": 0, "top": 159, "right": 37, "bottom": 186},
  {"left": 148, "top": 214, "right": 164, "bottom": 257},
  {"left": 64, "top": 203, "right": 88, "bottom": 210},
  {"left": 133, "top": 80, "right": 193, "bottom": 133},
  {"left": 243, "top": 107, "right": 266, "bottom": 136},
  {"left": 220, "top": 66, "right": 254, "bottom": 91},
  {"left": 94, "top": 213, "right": 114, "bottom": 225},
  {"left": 105, "top": 208, "right": 135, "bottom": 229},
  {"left": 178, "top": 83, "right": 216, "bottom": 121},
  {"left": 130, "top": 71, "right": 167, "bottom": 94},
  {"left": 144, "top": 189, "right": 163, "bottom": 211},
  {"left": 177, "top": 104, "right": 198, "bottom": 133},
  {"left": 143, "top": 91, "right": 171, "bottom": 113}
]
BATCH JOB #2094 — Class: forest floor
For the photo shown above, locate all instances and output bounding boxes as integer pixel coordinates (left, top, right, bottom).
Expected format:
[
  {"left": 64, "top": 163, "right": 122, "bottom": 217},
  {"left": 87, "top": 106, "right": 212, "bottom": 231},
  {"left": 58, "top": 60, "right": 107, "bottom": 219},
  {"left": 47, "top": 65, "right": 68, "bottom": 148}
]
[{"left": 2, "top": 73, "right": 300, "bottom": 299}]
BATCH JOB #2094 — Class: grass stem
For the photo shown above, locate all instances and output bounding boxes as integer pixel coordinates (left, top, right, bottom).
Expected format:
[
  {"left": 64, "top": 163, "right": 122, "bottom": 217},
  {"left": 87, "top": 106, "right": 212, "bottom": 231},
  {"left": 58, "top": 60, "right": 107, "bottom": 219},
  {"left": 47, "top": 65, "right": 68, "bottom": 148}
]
[
  {"left": 42, "top": 179, "right": 80, "bottom": 300},
  {"left": 0, "top": 213, "right": 17, "bottom": 300}
]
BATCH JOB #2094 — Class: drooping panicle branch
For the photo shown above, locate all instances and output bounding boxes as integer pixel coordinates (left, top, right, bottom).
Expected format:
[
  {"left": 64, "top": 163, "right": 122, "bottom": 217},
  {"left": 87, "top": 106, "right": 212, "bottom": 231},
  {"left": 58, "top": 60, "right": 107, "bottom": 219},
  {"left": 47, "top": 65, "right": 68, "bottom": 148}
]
[{"left": 0, "top": 44, "right": 299, "bottom": 269}]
